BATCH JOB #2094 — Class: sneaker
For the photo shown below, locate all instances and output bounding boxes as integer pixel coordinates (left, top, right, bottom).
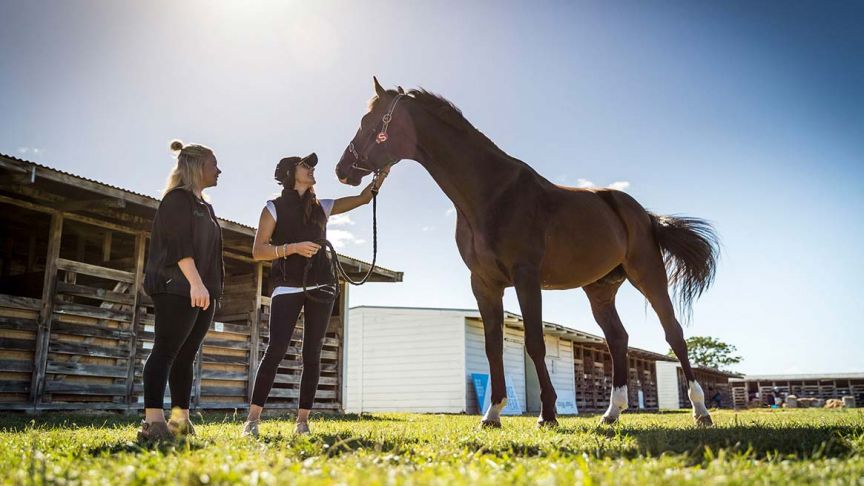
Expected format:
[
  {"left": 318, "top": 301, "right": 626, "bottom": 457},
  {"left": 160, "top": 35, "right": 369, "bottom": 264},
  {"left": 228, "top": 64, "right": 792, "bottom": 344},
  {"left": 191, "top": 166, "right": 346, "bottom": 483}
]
[
  {"left": 167, "top": 418, "right": 196, "bottom": 437},
  {"left": 137, "top": 421, "right": 174, "bottom": 443},
  {"left": 294, "top": 421, "right": 310, "bottom": 436},
  {"left": 241, "top": 420, "right": 260, "bottom": 438}
]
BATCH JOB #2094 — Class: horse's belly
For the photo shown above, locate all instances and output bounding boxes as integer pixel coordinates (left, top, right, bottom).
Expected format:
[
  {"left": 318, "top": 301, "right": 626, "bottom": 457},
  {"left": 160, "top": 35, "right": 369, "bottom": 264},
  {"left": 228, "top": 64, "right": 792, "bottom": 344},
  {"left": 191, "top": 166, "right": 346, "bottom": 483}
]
[{"left": 538, "top": 207, "right": 628, "bottom": 289}]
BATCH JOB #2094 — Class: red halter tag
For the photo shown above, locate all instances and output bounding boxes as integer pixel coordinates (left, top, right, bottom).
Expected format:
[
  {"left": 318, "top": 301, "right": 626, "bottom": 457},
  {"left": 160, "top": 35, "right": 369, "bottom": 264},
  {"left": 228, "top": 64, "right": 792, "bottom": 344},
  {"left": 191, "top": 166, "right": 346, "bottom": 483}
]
[{"left": 376, "top": 132, "right": 388, "bottom": 144}]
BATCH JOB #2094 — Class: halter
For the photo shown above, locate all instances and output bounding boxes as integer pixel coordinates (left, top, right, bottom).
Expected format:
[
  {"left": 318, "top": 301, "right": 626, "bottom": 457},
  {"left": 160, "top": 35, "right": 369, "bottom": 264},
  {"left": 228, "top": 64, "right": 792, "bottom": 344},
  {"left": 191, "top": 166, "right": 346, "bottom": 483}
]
[{"left": 348, "top": 93, "right": 405, "bottom": 172}]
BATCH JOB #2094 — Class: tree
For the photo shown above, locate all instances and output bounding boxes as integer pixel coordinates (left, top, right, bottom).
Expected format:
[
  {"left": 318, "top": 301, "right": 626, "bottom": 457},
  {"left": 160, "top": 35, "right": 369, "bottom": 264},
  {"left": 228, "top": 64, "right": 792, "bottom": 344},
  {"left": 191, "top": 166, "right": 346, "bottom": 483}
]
[{"left": 667, "top": 336, "right": 742, "bottom": 370}]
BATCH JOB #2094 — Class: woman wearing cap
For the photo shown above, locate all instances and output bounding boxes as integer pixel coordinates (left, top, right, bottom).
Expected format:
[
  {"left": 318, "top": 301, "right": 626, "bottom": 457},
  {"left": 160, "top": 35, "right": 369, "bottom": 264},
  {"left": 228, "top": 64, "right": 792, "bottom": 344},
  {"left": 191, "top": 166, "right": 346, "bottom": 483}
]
[
  {"left": 139, "top": 140, "right": 224, "bottom": 442},
  {"left": 242, "top": 153, "right": 387, "bottom": 437}
]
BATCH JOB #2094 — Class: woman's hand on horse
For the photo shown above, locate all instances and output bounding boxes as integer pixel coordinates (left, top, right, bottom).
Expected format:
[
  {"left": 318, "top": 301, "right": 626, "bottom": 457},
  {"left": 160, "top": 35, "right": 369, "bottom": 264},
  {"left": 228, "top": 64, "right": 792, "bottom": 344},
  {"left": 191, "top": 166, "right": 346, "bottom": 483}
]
[
  {"left": 291, "top": 241, "right": 321, "bottom": 258},
  {"left": 190, "top": 283, "right": 211, "bottom": 310}
]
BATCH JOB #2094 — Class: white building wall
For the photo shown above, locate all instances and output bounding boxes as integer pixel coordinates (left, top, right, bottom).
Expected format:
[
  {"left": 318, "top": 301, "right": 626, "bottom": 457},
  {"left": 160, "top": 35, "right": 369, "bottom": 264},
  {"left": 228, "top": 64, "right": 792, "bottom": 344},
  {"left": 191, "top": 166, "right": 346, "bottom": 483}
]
[
  {"left": 656, "top": 360, "right": 682, "bottom": 410},
  {"left": 344, "top": 308, "right": 467, "bottom": 413},
  {"left": 465, "top": 319, "right": 526, "bottom": 413},
  {"left": 525, "top": 335, "right": 577, "bottom": 414}
]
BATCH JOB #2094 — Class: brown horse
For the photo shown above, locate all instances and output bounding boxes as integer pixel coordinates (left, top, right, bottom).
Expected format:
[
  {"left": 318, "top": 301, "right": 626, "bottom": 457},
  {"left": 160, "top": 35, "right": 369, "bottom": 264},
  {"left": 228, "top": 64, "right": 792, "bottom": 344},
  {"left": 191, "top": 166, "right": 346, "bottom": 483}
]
[{"left": 336, "top": 78, "right": 720, "bottom": 427}]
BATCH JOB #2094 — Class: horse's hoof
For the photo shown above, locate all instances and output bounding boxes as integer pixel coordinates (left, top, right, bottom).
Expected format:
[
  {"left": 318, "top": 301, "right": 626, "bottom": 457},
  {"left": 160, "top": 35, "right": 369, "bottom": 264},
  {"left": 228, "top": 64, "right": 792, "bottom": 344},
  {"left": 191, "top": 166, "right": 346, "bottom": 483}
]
[
  {"left": 694, "top": 415, "right": 714, "bottom": 427},
  {"left": 600, "top": 415, "right": 619, "bottom": 425},
  {"left": 481, "top": 420, "right": 502, "bottom": 429},
  {"left": 537, "top": 419, "right": 559, "bottom": 428}
]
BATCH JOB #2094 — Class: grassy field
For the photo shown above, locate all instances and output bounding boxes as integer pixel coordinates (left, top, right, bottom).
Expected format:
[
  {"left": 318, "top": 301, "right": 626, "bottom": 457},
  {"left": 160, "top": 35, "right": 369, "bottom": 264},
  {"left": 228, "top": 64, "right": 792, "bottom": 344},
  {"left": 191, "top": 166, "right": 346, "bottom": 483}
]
[{"left": 1, "top": 408, "right": 862, "bottom": 485}]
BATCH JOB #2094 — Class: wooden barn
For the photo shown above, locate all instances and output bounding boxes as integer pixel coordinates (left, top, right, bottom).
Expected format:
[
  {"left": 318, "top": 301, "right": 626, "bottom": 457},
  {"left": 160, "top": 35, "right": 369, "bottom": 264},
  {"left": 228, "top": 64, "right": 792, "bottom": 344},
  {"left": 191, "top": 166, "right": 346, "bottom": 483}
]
[
  {"left": 345, "top": 306, "right": 675, "bottom": 415},
  {"left": 729, "top": 373, "right": 864, "bottom": 409},
  {"left": 0, "top": 153, "right": 401, "bottom": 413}
]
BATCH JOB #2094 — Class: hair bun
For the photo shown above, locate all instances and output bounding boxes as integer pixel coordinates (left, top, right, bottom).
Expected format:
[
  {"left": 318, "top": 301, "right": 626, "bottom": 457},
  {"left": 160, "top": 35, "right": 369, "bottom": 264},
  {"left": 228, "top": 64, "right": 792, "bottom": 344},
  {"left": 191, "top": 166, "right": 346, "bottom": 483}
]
[{"left": 170, "top": 140, "right": 184, "bottom": 152}]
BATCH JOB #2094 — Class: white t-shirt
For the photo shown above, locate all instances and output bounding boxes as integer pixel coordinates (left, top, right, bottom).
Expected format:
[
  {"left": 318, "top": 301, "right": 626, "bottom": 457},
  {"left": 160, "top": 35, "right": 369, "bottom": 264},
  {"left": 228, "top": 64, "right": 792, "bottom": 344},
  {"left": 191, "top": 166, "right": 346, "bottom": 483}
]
[{"left": 267, "top": 198, "right": 335, "bottom": 297}]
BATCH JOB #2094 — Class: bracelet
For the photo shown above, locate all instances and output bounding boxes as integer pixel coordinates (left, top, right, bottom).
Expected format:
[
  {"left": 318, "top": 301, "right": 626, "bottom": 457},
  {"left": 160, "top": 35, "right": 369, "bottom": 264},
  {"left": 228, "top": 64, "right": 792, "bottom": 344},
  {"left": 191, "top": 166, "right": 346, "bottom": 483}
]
[{"left": 274, "top": 245, "right": 280, "bottom": 259}]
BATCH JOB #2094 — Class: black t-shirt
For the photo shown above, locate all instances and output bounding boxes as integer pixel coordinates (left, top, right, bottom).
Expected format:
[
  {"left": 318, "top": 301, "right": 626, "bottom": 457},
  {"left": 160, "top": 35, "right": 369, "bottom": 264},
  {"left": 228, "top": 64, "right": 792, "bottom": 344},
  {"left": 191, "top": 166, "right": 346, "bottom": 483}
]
[{"left": 143, "top": 188, "right": 224, "bottom": 299}]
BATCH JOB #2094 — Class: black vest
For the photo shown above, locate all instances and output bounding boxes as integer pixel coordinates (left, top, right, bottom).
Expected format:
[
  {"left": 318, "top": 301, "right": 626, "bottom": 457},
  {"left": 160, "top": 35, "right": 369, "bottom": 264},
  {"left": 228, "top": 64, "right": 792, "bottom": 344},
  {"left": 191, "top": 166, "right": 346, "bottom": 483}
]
[{"left": 269, "top": 189, "right": 334, "bottom": 290}]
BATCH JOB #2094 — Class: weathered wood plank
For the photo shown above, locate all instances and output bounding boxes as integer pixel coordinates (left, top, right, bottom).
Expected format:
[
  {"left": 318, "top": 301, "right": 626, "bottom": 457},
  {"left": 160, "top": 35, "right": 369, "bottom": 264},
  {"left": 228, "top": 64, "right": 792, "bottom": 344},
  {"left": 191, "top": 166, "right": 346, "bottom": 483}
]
[
  {"left": 30, "top": 215, "right": 62, "bottom": 404},
  {"left": 0, "top": 360, "right": 34, "bottom": 372},
  {"left": 200, "top": 370, "right": 248, "bottom": 381},
  {"left": 46, "top": 362, "right": 128, "bottom": 378},
  {"left": 48, "top": 340, "right": 127, "bottom": 358},
  {"left": 0, "top": 382, "right": 30, "bottom": 393},
  {"left": 276, "top": 361, "right": 339, "bottom": 373},
  {"left": 53, "top": 303, "right": 133, "bottom": 322},
  {"left": 0, "top": 316, "right": 38, "bottom": 331},
  {"left": 267, "top": 388, "right": 337, "bottom": 399},
  {"left": 273, "top": 374, "right": 338, "bottom": 386},
  {"left": 0, "top": 294, "right": 42, "bottom": 311},
  {"left": 215, "top": 313, "right": 251, "bottom": 323},
  {"left": 51, "top": 322, "right": 133, "bottom": 340},
  {"left": 199, "top": 354, "right": 248, "bottom": 365},
  {"left": 0, "top": 402, "right": 127, "bottom": 411},
  {"left": 125, "top": 232, "right": 147, "bottom": 405},
  {"left": 1, "top": 338, "right": 36, "bottom": 350},
  {"left": 55, "top": 258, "right": 135, "bottom": 283},
  {"left": 201, "top": 338, "right": 250, "bottom": 350},
  {"left": 199, "top": 386, "right": 246, "bottom": 397},
  {"left": 44, "top": 382, "right": 127, "bottom": 395},
  {"left": 248, "top": 263, "right": 263, "bottom": 401},
  {"left": 55, "top": 282, "right": 135, "bottom": 305}
]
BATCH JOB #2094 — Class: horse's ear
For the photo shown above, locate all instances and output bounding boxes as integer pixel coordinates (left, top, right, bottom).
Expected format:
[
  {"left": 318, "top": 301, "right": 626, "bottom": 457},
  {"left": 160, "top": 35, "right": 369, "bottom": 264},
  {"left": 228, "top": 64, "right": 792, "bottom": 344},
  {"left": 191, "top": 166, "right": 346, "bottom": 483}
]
[
  {"left": 373, "top": 76, "right": 386, "bottom": 98},
  {"left": 397, "top": 86, "right": 405, "bottom": 94}
]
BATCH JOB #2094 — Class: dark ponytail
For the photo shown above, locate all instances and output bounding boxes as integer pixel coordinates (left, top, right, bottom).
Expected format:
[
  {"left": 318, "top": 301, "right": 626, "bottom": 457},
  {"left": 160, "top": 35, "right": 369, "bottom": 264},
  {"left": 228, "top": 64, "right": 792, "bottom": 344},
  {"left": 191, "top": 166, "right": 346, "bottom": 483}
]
[{"left": 275, "top": 157, "right": 326, "bottom": 230}]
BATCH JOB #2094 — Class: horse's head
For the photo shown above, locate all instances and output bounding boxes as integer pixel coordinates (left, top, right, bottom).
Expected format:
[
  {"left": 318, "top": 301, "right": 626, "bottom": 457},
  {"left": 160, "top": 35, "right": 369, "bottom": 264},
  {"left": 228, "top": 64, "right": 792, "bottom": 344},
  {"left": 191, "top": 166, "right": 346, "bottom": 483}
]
[{"left": 336, "top": 77, "right": 416, "bottom": 186}]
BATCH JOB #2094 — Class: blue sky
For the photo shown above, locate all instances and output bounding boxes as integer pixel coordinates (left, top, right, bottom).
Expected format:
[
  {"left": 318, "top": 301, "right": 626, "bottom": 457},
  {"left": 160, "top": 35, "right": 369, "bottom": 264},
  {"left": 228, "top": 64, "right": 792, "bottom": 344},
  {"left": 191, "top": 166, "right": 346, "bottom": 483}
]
[{"left": 2, "top": 1, "right": 862, "bottom": 374}]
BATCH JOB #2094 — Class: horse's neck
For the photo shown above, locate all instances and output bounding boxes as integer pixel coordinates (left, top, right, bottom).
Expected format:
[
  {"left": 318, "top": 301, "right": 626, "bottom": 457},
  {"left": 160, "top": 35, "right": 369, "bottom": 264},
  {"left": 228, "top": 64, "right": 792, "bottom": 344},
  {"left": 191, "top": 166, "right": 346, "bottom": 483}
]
[{"left": 413, "top": 123, "right": 537, "bottom": 223}]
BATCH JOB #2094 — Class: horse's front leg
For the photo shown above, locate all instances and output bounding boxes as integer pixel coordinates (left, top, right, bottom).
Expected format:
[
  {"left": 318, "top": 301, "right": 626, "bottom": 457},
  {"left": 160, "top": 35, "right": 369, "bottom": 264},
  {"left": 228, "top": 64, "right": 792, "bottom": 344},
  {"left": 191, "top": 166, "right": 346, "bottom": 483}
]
[
  {"left": 514, "top": 264, "right": 558, "bottom": 427},
  {"left": 471, "top": 274, "right": 507, "bottom": 428}
]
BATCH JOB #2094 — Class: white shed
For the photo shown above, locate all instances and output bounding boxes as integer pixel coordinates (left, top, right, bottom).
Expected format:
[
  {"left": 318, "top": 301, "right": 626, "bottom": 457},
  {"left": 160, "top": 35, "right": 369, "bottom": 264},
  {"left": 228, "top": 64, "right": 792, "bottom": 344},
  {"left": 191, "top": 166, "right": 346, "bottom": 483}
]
[
  {"left": 344, "top": 306, "right": 586, "bottom": 415},
  {"left": 656, "top": 360, "right": 682, "bottom": 410}
]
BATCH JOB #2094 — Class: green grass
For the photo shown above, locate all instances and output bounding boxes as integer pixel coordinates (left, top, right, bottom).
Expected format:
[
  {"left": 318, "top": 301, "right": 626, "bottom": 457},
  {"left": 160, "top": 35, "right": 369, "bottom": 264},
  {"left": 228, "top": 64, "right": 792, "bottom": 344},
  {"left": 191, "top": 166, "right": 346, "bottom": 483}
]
[{"left": 1, "top": 409, "right": 862, "bottom": 485}]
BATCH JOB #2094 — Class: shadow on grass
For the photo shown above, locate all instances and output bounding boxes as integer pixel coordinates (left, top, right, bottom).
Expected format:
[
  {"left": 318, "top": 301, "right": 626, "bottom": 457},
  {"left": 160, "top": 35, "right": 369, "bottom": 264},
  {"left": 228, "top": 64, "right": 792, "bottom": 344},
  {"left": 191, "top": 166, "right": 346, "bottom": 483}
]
[
  {"left": 617, "top": 423, "right": 863, "bottom": 461},
  {"left": 301, "top": 421, "right": 863, "bottom": 463},
  {"left": 0, "top": 412, "right": 407, "bottom": 433},
  {"left": 85, "top": 437, "right": 208, "bottom": 456},
  {"left": 257, "top": 431, "right": 423, "bottom": 458}
]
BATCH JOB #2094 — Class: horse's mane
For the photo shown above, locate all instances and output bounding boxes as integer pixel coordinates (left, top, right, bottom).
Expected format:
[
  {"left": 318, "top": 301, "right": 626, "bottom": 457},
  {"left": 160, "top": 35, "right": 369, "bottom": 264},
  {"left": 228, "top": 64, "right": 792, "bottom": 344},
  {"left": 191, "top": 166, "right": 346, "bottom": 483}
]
[{"left": 371, "top": 89, "right": 535, "bottom": 171}]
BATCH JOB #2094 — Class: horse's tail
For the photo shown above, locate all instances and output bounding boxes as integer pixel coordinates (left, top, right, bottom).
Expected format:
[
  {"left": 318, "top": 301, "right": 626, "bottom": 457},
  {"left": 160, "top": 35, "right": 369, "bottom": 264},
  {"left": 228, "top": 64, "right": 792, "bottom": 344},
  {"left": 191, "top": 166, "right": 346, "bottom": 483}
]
[{"left": 649, "top": 213, "right": 720, "bottom": 320}]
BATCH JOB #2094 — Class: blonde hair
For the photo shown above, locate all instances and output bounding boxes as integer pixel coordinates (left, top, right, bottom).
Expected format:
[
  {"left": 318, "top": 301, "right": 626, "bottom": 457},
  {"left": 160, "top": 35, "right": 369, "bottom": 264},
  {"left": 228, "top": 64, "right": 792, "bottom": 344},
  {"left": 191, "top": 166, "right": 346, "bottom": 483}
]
[{"left": 162, "top": 140, "right": 213, "bottom": 198}]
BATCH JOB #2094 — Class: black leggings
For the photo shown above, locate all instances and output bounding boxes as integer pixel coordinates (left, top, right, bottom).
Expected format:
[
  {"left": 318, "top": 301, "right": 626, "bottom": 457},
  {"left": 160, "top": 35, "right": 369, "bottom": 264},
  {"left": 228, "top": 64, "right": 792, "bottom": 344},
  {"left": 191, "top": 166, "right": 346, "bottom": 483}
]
[
  {"left": 251, "top": 291, "right": 334, "bottom": 409},
  {"left": 142, "top": 293, "right": 215, "bottom": 409}
]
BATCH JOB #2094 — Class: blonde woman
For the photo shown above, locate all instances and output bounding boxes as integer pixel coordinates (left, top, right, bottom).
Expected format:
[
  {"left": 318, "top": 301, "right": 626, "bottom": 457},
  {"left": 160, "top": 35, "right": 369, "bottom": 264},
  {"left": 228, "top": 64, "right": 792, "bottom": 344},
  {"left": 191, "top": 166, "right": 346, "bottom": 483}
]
[{"left": 139, "top": 140, "right": 224, "bottom": 442}]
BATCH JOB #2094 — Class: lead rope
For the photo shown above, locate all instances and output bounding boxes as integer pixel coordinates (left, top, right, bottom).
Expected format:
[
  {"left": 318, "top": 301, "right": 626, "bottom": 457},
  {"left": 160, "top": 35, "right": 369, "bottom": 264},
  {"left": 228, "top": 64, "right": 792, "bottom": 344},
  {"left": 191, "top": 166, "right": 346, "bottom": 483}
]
[{"left": 301, "top": 173, "right": 380, "bottom": 303}]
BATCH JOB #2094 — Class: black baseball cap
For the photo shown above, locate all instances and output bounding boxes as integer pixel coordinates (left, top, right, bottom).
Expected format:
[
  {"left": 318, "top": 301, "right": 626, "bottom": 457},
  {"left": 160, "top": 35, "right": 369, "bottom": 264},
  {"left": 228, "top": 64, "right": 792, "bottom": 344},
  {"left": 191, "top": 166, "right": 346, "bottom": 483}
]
[{"left": 279, "top": 152, "right": 318, "bottom": 168}]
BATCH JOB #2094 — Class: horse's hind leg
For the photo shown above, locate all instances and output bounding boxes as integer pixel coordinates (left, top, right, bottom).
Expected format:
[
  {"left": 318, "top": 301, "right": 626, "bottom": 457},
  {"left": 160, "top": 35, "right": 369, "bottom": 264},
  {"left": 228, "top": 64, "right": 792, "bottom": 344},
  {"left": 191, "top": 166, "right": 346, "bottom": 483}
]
[
  {"left": 583, "top": 268, "right": 630, "bottom": 424},
  {"left": 623, "top": 248, "right": 713, "bottom": 426}
]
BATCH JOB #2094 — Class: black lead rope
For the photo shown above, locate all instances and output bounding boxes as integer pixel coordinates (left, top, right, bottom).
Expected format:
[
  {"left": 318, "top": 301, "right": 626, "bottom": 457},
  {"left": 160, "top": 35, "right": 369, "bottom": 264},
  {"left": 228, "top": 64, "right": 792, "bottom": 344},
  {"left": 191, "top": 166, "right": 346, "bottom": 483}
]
[{"left": 301, "top": 175, "right": 380, "bottom": 304}]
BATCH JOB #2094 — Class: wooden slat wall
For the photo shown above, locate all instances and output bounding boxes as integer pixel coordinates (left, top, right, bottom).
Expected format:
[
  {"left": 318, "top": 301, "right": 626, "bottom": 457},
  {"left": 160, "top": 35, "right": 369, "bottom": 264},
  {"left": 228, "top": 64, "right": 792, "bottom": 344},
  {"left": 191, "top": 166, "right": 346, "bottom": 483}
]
[
  {"left": 572, "top": 343, "right": 663, "bottom": 414},
  {"left": 0, "top": 201, "right": 348, "bottom": 412},
  {"left": 730, "top": 378, "right": 864, "bottom": 407},
  {"left": 0, "top": 296, "right": 40, "bottom": 402}
]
